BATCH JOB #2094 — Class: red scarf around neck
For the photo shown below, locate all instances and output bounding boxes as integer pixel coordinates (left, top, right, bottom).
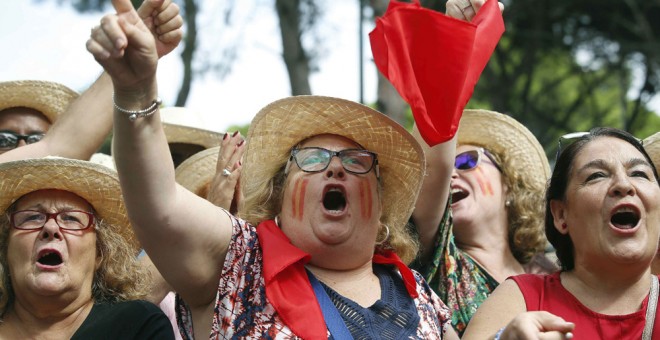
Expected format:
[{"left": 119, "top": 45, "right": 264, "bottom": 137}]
[{"left": 257, "top": 219, "right": 418, "bottom": 339}]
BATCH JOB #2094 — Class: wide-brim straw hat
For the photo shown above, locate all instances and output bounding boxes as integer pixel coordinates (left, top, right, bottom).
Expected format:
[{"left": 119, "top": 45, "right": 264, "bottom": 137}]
[
  {"left": 456, "top": 109, "right": 550, "bottom": 190},
  {"left": 161, "top": 107, "right": 224, "bottom": 148},
  {"left": 174, "top": 146, "right": 220, "bottom": 195},
  {"left": 644, "top": 132, "right": 660, "bottom": 171},
  {"left": 242, "top": 95, "right": 425, "bottom": 229},
  {"left": 0, "top": 80, "right": 79, "bottom": 123},
  {"left": 0, "top": 157, "right": 138, "bottom": 253}
]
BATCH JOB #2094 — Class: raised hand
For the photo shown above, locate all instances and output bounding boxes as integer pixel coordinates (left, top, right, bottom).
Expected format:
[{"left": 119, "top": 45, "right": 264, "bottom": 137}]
[
  {"left": 87, "top": 0, "right": 159, "bottom": 95},
  {"left": 446, "top": 0, "right": 504, "bottom": 21},
  {"left": 207, "top": 132, "right": 245, "bottom": 214},
  {"left": 137, "top": 0, "right": 183, "bottom": 58}
]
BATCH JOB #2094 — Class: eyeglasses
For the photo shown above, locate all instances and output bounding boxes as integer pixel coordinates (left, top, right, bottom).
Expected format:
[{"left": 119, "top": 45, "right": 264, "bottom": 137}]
[
  {"left": 0, "top": 131, "right": 45, "bottom": 150},
  {"left": 454, "top": 148, "right": 502, "bottom": 173},
  {"left": 9, "top": 210, "right": 95, "bottom": 231},
  {"left": 287, "top": 147, "right": 380, "bottom": 177},
  {"left": 555, "top": 132, "right": 591, "bottom": 164}
]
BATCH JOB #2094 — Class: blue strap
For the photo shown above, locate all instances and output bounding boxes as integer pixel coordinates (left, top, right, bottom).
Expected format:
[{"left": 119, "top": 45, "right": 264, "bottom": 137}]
[{"left": 307, "top": 270, "right": 354, "bottom": 340}]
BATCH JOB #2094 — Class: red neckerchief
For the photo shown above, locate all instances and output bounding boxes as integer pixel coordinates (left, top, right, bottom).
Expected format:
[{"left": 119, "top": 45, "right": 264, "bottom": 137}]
[
  {"left": 369, "top": 0, "right": 504, "bottom": 146},
  {"left": 257, "top": 219, "right": 418, "bottom": 339}
]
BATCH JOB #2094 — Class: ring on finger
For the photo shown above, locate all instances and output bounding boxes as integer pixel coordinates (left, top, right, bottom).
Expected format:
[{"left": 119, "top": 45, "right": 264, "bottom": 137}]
[{"left": 222, "top": 168, "right": 232, "bottom": 177}]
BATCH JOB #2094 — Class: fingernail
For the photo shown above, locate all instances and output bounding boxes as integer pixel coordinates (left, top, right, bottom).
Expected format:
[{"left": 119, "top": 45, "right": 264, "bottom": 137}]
[
  {"left": 223, "top": 132, "right": 228, "bottom": 140},
  {"left": 232, "top": 131, "right": 239, "bottom": 137},
  {"left": 237, "top": 140, "right": 245, "bottom": 147}
]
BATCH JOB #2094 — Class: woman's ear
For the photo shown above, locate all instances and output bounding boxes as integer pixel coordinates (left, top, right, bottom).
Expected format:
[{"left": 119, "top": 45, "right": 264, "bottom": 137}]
[{"left": 550, "top": 199, "right": 569, "bottom": 235}]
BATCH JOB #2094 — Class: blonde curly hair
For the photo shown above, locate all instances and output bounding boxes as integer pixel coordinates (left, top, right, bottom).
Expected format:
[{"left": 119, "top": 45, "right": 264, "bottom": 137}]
[
  {"left": 483, "top": 147, "right": 547, "bottom": 264},
  {"left": 0, "top": 206, "right": 151, "bottom": 317}
]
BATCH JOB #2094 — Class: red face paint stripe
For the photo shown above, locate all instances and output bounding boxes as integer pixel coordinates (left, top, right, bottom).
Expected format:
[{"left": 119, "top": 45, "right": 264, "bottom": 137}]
[
  {"left": 475, "top": 168, "right": 493, "bottom": 196},
  {"left": 298, "top": 179, "right": 308, "bottom": 221},
  {"left": 291, "top": 179, "right": 300, "bottom": 218},
  {"left": 365, "top": 181, "right": 372, "bottom": 219}
]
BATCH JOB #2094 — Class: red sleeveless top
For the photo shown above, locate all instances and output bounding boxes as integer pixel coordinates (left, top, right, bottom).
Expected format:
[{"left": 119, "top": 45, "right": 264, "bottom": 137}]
[{"left": 511, "top": 272, "right": 660, "bottom": 339}]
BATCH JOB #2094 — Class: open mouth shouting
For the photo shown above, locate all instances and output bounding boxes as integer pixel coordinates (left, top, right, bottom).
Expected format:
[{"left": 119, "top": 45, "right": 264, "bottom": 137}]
[
  {"left": 323, "top": 185, "right": 347, "bottom": 215},
  {"left": 610, "top": 205, "right": 641, "bottom": 231},
  {"left": 451, "top": 187, "right": 469, "bottom": 205},
  {"left": 36, "top": 249, "right": 63, "bottom": 269}
]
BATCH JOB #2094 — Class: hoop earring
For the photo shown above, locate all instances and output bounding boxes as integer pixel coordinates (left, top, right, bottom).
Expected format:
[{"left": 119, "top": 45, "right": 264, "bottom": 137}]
[
  {"left": 275, "top": 216, "right": 281, "bottom": 228},
  {"left": 375, "top": 224, "right": 390, "bottom": 245}
]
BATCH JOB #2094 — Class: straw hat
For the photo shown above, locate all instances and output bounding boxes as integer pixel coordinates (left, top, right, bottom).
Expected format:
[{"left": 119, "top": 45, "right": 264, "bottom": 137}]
[
  {"left": 456, "top": 109, "right": 550, "bottom": 190},
  {"left": 161, "top": 107, "right": 224, "bottom": 148},
  {"left": 644, "top": 132, "right": 660, "bottom": 171},
  {"left": 0, "top": 157, "right": 138, "bottom": 253},
  {"left": 242, "top": 95, "right": 425, "bottom": 229},
  {"left": 0, "top": 80, "right": 79, "bottom": 123},
  {"left": 174, "top": 146, "right": 220, "bottom": 195}
]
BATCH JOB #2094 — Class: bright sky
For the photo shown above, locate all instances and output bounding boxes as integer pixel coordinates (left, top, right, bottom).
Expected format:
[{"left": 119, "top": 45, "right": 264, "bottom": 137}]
[{"left": 1, "top": 0, "right": 378, "bottom": 133}]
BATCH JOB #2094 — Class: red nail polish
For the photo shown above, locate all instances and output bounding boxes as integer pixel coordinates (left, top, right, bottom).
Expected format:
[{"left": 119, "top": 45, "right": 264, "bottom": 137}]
[
  {"left": 232, "top": 131, "right": 239, "bottom": 137},
  {"left": 223, "top": 133, "right": 228, "bottom": 140},
  {"left": 237, "top": 140, "right": 245, "bottom": 147}
]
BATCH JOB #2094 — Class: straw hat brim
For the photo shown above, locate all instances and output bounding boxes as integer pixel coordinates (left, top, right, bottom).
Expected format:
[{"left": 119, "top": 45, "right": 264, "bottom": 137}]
[
  {"left": 242, "top": 95, "right": 425, "bottom": 229},
  {"left": 175, "top": 146, "right": 220, "bottom": 195},
  {"left": 0, "top": 80, "right": 79, "bottom": 123},
  {"left": 0, "top": 157, "right": 138, "bottom": 253},
  {"left": 644, "top": 132, "right": 660, "bottom": 171},
  {"left": 162, "top": 123, "right": 224, "bottom": 149},
  {"left": 456, "top": 110, "right": 550, "bottom": 190}
]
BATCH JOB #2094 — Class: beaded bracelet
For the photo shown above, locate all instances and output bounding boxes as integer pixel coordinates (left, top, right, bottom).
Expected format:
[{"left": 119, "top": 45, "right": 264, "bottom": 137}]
[
  {"left": 494, "top": 326, "right": 506, "bottom": 340},
  {"left": 113, "top": 93, "right": 162, "bottom": 121}
]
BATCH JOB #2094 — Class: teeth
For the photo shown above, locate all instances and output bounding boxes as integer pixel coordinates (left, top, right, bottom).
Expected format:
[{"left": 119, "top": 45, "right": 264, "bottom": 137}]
[
  {"left": 614, "top": 207, "right": 634, "bottom": 214},
  {"left": 451, "top": 188, "right": 464, "bottom": 194}
]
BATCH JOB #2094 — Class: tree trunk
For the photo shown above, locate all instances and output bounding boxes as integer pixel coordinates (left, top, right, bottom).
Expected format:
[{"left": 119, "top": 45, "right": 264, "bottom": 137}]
[
  {"left": 175, "top": 0, "right": 198, "bottom": 106},
  {"left": 276, "top": 0, "right": 312, "bottom": 95}
]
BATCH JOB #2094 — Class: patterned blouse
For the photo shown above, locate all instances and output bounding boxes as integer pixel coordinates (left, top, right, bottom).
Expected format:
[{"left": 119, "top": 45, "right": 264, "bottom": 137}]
[
  {"left": 176, "top": 215, "right": 453, "bottom": 339},
  {"left": 410, "top": 203, "right": 498, "bottom": 336}
]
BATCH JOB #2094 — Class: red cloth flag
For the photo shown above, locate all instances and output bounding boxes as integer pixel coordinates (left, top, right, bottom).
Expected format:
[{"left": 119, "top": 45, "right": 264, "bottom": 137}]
[{"left": 370, "top": 0, "right": 504, "bottom": 146}]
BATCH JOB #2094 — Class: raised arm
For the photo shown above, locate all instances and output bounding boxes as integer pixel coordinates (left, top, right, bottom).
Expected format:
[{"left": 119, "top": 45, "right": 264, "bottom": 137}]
[
  {"left": 411, "top": 126, "right": 456, "bottom": 262},
  {"left": 0, "top": 0, "right": 182, "bottom": 163},
  {"left": 87, "top": 0, "right": 232, "bottom": 308}
]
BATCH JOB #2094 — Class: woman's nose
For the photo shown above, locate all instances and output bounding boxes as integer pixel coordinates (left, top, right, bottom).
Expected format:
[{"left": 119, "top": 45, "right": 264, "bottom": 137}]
[
  {"left": 40, "top": 218, "right": 63, "bottom": 240},
  {"left": 325, "top": 156, "right": 346, "bottom": 179}
]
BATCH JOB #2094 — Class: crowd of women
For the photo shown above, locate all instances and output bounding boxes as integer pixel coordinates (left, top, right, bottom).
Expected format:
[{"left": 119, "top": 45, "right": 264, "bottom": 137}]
[{"left": 0, "top": 0, "right": 659, "bottom": 339}]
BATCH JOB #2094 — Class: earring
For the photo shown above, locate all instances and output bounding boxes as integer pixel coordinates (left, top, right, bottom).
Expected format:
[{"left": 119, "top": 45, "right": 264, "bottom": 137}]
[
  {"left": 561, "top": 222, "right": 567, "bottom": 229},
  {"left": 375, "top": 224, "right": 390, "bottom": 245},
  {"left": 505, "top": 200, "right": 511, "bottom": 207},
  {"left": 275, "top": 216, "right": 281, "bottom": 228}
]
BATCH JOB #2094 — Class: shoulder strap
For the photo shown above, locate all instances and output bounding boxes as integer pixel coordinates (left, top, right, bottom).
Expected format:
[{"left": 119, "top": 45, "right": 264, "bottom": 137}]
[
  {"left": 642, "top": 275, "right": 658, "bottom": 340},
  {"left": 306, "top": 270, "right": 354, "bottom": 340}
]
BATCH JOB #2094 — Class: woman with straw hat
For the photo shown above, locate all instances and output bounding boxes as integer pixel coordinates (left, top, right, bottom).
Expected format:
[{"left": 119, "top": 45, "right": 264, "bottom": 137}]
[
  {"left": 0, "top": 157, "right": 174, "bottom": 339},
  {"left": 88, "top": 0, "right": 458, "bottom": 338},
  {"left": 410, "top": 109, "right": 556, "bottom": 335},
  {"left": 0, "top": 80, "right": 78, "bottom": 155}
]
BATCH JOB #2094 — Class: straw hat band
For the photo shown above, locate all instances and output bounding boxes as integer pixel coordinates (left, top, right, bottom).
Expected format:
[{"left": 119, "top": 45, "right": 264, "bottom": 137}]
[
  {"left": 457, "top": 110, "right": 550, "bottom": 189},
  {"left": 644, "top": 132, "right": 660, "bottom": 172},
  {"left": 0, "top": 80, "right": 79, "bottom": 123},
  {"left": 0, "top": 158, "right": 138, "bottom": 253}
]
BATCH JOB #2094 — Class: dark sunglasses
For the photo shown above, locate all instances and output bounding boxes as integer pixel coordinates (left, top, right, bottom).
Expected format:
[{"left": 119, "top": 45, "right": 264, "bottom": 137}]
[
  {"left": 0, "top": 131, "right": 45, "bottom": 150},
  {"left": 287, "top": 147, "right": 380, "bottom": 178},
  {"left": 454, "top": 148, "right": 502, "bottom": 173}
]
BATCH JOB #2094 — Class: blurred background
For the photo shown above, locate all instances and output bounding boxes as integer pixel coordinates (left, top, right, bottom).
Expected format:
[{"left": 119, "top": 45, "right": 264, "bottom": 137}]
[{"left": 3, "top": 0, "right": 660, "bottom": 160}]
